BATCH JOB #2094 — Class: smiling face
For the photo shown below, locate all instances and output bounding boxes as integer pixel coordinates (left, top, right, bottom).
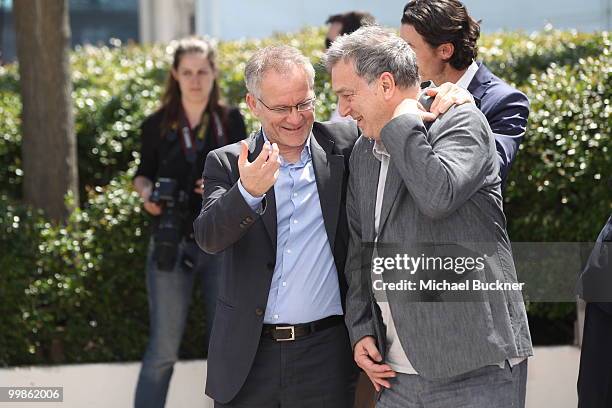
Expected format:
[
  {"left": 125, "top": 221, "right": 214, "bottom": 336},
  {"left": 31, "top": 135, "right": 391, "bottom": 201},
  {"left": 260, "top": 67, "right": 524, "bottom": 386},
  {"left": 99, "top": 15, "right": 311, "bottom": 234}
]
[
  {"left": 246, "top": 64, "right": 315, "bottom": 156},
  {"left": 172, "top": 52, "right": 216, "bottom": 105},
  {"left": 331, "top": 59, "right": 390, "bottom": 140}
]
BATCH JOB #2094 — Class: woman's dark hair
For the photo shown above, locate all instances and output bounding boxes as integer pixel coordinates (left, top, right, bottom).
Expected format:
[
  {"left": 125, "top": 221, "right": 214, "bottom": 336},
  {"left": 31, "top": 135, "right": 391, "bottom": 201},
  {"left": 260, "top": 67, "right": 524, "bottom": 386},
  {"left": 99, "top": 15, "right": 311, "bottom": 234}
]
[
  {"left": 160, "top": 36, "right": 225, "bottom": 134},
  {"left": 401, "top": 0, "right": 480, "bottom": 71}
]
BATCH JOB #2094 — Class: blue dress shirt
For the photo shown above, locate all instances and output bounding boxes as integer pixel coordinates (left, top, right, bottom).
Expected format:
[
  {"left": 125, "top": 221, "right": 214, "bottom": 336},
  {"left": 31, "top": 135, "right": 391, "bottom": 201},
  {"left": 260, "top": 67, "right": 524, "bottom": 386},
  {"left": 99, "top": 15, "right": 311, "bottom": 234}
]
[{"left": 237, "top": 131, "right": 343, "bottom": 324}]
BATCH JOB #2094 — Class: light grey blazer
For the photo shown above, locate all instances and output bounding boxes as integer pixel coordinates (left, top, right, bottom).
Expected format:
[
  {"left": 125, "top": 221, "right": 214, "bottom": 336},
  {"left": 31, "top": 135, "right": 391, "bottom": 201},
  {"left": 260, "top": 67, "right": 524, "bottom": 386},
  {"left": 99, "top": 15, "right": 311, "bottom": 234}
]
[{"left": 344, "top": 104, "right": 533, "bottom": 379}]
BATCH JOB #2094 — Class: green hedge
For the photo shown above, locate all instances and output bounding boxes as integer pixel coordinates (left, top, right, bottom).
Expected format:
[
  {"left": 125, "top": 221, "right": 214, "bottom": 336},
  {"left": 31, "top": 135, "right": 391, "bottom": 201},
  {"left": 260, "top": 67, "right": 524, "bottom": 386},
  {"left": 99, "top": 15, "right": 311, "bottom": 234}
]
[
  {"left": 506, "top": 52, "right": 611, "bottom": 242},
  {"left": 0, "top": 28, "right": 610, "bottom": 365}
]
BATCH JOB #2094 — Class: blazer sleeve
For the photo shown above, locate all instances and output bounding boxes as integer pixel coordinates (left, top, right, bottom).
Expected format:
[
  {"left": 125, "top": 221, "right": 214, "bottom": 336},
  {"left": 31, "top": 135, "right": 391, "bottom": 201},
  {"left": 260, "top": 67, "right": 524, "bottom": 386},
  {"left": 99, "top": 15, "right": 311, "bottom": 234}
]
[
  {"left": 344, "top": 139, "right": 377, "bottom": 347},
  {"left": 193, "top": 148, "right": 262, "bottom": 254},
  {"left": 380, "top": 105, "right": 494, "bottom": 219},
  {"left": 486, "top": 89, "right": 529, "bottom": 184},
  {"left": 134, "top": 115, "right": 161, "bottom": 182}
]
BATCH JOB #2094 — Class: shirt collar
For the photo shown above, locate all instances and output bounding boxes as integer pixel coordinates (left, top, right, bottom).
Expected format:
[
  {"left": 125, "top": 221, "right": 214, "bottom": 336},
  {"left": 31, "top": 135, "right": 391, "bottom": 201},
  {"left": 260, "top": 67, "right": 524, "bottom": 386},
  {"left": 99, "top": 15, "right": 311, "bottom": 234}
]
[
  {"left": 262, "top": 128, "right": 312, "bottom": 166},
  {"left": 372, "top": 140, "right": 390, "bottom": 162},
  {"left": 456, "top": 61, "right": 479, "bottom": 89}
]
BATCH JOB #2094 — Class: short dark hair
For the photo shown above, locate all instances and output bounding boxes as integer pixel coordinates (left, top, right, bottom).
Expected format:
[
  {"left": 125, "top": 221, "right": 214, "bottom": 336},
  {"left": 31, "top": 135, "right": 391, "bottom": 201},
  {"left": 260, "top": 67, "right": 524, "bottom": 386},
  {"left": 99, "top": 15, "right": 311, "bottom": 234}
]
[
  {"left": 401, "top": 0, "right": 480, "bottom": 70},
  {"left": 326, "top": 11, "right": 376, "bottom": 35}
]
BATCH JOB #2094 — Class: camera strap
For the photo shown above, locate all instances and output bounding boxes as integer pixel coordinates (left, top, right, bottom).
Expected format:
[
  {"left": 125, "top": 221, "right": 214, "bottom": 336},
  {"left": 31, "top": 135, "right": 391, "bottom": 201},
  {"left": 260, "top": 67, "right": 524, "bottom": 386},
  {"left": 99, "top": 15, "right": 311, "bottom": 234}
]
[
  {"left": 179, "top": 114, "right": 200, "bottom": 165},
  {"left": 211, "top": 111, "right": 227, "bottom": 146},
  {"left": 179, "top": 108, "right": 226, "bottom": 165}
]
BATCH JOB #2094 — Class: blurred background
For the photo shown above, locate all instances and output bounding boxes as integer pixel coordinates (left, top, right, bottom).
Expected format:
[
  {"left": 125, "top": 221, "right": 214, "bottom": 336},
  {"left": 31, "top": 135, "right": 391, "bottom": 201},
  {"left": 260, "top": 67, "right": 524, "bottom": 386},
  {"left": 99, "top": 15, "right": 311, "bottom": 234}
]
[
  {"left": 0, "top": 1, "right": 610, "bottom": 407},
  {"left": 0, "top": 0, "right": 610, "bottom": 62}
]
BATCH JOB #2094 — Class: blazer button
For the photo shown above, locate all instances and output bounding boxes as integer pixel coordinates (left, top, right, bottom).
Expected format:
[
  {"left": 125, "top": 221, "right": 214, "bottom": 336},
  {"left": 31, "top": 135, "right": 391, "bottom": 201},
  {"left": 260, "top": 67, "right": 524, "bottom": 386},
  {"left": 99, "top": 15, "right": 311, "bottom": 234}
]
[{"left": 255, "top": 308, "right": 264, "bottom": 316}]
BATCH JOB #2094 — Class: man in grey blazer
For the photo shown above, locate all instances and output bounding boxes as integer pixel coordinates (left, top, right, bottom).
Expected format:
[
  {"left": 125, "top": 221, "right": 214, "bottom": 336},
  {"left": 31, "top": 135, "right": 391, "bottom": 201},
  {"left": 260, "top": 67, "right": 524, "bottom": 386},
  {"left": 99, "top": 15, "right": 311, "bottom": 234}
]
[{"left": 324, "top": 26, "right": 533, "bottom": 407}]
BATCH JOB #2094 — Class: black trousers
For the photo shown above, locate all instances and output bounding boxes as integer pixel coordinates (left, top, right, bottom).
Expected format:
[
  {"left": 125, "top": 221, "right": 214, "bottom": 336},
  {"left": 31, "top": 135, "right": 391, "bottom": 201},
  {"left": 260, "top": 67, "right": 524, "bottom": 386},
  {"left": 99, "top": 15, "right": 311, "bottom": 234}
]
[
  {"left": 578, "top": 302, "right": 612, "bottom": 408},
  {"left": 215, "top": 323, "right": 358, "bottom": 408}
]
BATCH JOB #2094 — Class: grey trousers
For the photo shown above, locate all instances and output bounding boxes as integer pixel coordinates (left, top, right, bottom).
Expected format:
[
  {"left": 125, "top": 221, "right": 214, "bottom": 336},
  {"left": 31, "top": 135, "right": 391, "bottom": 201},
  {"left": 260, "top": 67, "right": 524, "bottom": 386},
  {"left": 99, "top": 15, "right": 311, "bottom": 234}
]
[{"left": 377, "top": 360, "right": 528, "bottom": 408}]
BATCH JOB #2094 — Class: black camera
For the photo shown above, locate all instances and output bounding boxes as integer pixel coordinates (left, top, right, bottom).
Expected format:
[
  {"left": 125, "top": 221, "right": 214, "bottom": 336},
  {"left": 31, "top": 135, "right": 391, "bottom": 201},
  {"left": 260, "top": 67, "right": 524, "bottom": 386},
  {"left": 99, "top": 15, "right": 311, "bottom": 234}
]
[{"left": 150, "top": 177, "right": 190, "bottom": 271}]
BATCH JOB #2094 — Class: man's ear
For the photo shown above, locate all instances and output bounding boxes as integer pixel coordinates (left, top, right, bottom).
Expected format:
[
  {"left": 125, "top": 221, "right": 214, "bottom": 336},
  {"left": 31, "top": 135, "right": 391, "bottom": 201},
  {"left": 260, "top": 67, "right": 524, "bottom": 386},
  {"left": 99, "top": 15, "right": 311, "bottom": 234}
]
[
  {"left": 379, "top": 72, "right": 396, "bottom": 100},
  {"left": 437, "top": 43, "right": 455, "bottom": 62},
  {"left": 245, "top": 93, "right": 259, "bottom": 116}
]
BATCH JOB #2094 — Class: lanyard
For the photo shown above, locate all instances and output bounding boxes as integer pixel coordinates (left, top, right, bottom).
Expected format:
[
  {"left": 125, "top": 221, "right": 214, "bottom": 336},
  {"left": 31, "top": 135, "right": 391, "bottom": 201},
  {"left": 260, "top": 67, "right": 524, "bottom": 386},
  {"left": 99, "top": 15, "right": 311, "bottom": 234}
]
[{"left": 178, "top": 108, "right": 226, "bottom": 164}]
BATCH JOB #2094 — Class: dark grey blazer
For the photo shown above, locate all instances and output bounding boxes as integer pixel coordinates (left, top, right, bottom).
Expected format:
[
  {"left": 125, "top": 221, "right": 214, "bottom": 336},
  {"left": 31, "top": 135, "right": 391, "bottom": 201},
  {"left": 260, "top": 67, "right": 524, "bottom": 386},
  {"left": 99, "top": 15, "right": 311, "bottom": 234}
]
[
  {"left": 344, "top": 104, "right": 533, "bottom": 379},
  {"left": 193, "top": 121, "right": 358, "bottom": 403}
]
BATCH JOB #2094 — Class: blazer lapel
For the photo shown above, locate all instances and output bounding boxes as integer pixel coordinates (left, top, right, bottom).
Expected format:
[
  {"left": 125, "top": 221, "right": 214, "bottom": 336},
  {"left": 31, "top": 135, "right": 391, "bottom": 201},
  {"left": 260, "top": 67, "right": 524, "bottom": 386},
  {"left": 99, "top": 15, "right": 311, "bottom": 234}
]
[
  {"left": 249, "top": 131, "right": 277, "bottom": 251},
  {"left": 467, "top": 62, "right": 492, "bottom": 109},
  {"left": 377, "top": 159, "right": 403, "bottom": 237},
  {"left": 357, "top": 139, "right": 381, "bottom": 243},
  {"left": 311, "top": 132, "right": 344, "bottom": 251}
]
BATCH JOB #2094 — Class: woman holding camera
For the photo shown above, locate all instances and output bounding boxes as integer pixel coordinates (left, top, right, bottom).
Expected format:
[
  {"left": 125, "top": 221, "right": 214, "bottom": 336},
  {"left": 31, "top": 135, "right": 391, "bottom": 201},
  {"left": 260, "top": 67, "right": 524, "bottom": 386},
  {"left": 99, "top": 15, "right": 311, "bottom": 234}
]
[{"left": 133, "top": 37, "right": 246, "bottom": 408}]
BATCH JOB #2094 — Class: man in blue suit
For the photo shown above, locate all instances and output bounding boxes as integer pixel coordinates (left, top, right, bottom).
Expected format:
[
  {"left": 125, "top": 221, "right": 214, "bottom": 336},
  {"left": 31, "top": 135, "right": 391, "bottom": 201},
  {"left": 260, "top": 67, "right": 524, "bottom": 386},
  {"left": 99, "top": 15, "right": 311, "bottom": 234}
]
[{"left": 400, "top": 0, "right": 529, "bottom": 187}]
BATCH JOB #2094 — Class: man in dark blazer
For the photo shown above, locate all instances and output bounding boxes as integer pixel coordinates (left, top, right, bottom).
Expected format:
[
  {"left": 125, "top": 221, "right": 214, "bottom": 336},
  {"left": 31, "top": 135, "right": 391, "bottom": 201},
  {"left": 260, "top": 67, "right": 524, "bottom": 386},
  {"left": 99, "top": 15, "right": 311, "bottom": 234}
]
[
  {"left": 401, "top": 0, "right": 530, "bottom": 186},
  {"left": 577, "top": 215, "right": 612, "bottom": 408},
  {"left": 325, "top": 26, "right": 532, "bottom": 407},
  {"left": 193, "top": 45, "right": 359, "bottom": 407}
]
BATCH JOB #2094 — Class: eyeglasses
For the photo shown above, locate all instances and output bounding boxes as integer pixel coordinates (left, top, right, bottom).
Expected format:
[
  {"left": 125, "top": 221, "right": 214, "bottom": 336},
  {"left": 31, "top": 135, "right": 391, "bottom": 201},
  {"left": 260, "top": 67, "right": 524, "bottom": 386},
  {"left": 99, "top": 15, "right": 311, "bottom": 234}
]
[{"left": 257, "top": 96, "right": 316, "bottom": 115}]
